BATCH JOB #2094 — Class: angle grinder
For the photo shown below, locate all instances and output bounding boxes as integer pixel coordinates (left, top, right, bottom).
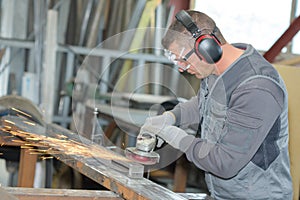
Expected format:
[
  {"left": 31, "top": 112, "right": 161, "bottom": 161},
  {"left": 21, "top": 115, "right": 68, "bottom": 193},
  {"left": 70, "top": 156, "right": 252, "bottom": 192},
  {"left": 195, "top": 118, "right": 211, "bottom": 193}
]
[{"left": 125, "top": 131, "right": 160, "bottom": 165}]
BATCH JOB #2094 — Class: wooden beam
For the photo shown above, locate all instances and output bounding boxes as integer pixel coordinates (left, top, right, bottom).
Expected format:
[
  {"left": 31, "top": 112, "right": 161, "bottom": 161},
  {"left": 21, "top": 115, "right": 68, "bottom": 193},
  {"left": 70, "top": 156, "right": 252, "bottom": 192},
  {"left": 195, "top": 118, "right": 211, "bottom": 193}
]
[
  {"left": 17, "top": 148, "right": 37, "bottom": 187},
  {"left": 173, "top": 156, "right": 188, "bottom": 192}
]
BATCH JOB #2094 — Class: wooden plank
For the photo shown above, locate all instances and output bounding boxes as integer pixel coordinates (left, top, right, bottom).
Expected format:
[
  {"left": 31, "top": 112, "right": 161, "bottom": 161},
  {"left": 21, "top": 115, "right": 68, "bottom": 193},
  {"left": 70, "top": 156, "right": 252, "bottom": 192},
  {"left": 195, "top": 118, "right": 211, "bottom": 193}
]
[
  {"left": 4, "top": 187, "right": 122, "bottom": 200},
  {"left": 173, "top": 156, "right": 188, "bottom": 192}
]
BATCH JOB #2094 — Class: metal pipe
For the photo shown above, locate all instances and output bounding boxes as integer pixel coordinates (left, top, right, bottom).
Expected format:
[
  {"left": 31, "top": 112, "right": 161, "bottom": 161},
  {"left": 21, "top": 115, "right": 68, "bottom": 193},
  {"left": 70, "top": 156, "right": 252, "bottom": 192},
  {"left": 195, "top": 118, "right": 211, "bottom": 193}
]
[{"left": 58, "top": 44, "right": 171, "bottom": 63}]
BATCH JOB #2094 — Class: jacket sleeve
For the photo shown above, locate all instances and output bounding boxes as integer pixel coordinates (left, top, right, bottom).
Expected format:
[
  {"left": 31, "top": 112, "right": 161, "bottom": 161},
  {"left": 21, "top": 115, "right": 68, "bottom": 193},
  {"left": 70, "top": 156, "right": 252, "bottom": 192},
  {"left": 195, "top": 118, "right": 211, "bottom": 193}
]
[
  {"left": 170, "top": 92, "right": 201, "bottom": 128},
  {"left": 179, "top": 78, "right": 285, "bottom": 179}
]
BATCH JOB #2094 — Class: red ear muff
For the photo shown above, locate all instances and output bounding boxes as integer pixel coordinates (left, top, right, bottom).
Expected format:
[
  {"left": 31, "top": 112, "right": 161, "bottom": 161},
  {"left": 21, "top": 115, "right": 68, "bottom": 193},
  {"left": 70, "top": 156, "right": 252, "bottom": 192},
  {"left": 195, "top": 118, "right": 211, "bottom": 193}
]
[
  {"left": 195, "top": 34, "right": 223, "bottom": 64},
  {"left": 175, "top": 10, "right": 223, "bottom": 64}
]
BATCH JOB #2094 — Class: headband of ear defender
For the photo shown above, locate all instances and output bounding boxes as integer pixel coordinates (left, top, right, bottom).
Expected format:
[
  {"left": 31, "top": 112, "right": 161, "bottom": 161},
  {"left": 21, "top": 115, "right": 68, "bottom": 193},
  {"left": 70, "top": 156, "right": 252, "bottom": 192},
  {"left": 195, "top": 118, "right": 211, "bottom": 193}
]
[{"left": 175, "top": 10, "right": 223, "bottom": 64}]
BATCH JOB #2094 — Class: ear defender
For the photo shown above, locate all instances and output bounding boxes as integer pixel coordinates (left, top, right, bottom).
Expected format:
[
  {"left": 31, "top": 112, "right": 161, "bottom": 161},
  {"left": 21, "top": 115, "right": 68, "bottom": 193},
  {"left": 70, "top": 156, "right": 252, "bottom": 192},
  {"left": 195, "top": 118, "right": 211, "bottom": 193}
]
[{"left": 175, "top": 10, "right": 223, "bottom": 64}]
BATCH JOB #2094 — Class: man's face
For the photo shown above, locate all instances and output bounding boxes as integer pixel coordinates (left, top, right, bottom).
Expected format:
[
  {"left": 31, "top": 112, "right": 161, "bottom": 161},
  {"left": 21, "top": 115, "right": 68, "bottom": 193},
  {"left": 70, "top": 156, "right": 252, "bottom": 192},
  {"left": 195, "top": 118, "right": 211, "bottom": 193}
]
[{"left": 167, "top": 42, "right": 218, "bottom": 79}]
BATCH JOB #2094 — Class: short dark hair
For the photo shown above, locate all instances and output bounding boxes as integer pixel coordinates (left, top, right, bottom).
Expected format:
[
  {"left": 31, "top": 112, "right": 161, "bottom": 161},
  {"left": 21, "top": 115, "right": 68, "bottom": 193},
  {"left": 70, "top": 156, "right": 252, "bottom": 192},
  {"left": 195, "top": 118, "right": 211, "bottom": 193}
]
[{"left": 161, "top": 10, "right": 226, "bottom": 49}]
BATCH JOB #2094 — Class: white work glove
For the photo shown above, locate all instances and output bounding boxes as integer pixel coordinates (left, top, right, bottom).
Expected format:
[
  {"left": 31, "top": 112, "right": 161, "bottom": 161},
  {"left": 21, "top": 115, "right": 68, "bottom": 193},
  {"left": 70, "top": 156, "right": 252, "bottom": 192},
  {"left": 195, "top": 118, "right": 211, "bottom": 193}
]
[
  {"left": 142, "top": 111, "right": 176, "bottom": 129},
  {"left": 141, "top": 125, "right": 188, "bottom": 150},
  {"left": 140, "top": 111, "right": 176, "bottom": 147}
]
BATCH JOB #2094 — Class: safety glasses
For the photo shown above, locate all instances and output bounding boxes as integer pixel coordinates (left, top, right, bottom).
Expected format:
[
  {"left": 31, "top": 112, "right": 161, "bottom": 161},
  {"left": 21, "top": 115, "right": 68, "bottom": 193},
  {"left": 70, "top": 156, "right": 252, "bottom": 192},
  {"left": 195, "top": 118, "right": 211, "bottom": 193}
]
[{"left": 164, "top": 48, "right": 194, "bottom": 71}]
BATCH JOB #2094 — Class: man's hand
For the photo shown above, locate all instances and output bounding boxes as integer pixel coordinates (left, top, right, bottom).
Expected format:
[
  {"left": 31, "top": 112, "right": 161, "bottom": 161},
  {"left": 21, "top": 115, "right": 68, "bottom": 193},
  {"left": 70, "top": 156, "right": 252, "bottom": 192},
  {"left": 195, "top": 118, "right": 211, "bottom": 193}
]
[
  {"left": 142, "top": 111, "right": 176, "bottom": 129},
  {"left": 139, "top": 111, "right": 176, "bottom": 147},
  {"left": 141, "top": 125, "right": 188, "bottom": 150}
]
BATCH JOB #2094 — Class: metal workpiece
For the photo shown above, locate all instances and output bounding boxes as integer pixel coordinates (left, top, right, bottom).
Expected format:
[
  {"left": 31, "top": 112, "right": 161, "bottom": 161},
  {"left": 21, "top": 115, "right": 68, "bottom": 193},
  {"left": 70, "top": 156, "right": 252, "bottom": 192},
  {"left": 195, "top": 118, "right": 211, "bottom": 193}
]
[
  {"left": 3, "top": 187, "right": 122, "bottom": 199},
  {"left": 0, "top": 187, "right": 18, "bottom": 200},
  {"left": 0, "top": 115, "right": 189, "bottom": 200}
]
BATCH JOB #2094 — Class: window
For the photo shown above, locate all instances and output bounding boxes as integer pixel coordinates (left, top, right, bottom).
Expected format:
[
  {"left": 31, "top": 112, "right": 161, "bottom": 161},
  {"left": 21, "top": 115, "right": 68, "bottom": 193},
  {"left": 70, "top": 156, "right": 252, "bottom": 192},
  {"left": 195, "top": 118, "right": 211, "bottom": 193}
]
[{"left": 194, "top": 0, "right": 299, "bottom": 53}]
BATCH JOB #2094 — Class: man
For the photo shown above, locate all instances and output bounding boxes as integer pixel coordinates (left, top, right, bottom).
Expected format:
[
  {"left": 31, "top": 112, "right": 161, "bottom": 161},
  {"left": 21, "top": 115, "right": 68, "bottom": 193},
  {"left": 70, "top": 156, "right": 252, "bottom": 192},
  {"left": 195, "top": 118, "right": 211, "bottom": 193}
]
[{"left": 140, "top": 10, "right": 293, "bottom": 199}]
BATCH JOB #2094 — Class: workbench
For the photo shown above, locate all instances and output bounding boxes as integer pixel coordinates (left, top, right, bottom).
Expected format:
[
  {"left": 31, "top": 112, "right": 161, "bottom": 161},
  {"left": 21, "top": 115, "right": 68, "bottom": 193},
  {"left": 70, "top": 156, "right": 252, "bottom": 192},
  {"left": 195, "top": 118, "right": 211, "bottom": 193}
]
[{"left": 0, "top": 115, "right": 211, "bottom": 200}]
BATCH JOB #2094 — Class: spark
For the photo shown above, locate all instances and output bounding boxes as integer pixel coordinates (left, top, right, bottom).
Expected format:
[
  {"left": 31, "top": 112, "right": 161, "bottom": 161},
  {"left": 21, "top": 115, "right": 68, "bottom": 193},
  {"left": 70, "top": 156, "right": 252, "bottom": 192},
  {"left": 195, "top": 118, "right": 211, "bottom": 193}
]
[
  {"left": 23, "top": 121, "right": 36, "bottom": 126},
  {"left": 11, "top": 107, "right": 32, "bottom": 118},
  {"left": 21, "top": 146, "right": 33, "bottom": 149},
  {"left": 41, "top": 156, "right": 53, "bottom": 160},
  {"left": 26, "top": 137, "right": 41, "bottom": 141},
  {"left": 1, "top": 121, "right": 129, "bottom": 163},
  {"left": 11, "top": 140, "right": 25, "bottom": 144},
  {"left": 3, "top": 120, "right": 15, "bottom": 125},
  {"left": 55, "top": 134, "right": 68, "bottom": 139},
  {"left": 3, "top": 135, "right": 14, "bottom": 138}
]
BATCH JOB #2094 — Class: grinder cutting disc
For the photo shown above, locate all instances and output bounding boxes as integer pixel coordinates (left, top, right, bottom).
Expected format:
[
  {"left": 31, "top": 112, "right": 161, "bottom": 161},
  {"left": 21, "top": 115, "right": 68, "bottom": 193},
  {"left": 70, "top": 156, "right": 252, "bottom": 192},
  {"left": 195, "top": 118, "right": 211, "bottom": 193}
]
[{"left": 125, "top": 147, "right": 160, "bottom": 165}]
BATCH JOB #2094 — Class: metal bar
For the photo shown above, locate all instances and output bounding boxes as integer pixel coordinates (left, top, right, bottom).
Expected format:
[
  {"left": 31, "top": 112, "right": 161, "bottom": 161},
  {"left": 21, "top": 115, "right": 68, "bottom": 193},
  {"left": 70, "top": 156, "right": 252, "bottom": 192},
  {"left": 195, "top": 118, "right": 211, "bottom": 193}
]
[
  {"left": 53, "top": 115, "right": 72, "bottom": 124},
  {"left": 0, "top": 38, "right": 34, "bottom": 49},
  {"left": 153, "top": 4, "right": 164, "bottom": 95},
  {"left": 43, "top": 10, "right": 58, "bottom": 123},
  {"left": 55, "top": 0, "right": 71, "bottom": 119},
  {"left": 3, "top": 187, "right": 123, "bottom": 200},
  {"left": 33, "top": 0, "right": 44, "bottom": 105},
  {"left": 59, "top": 52, "right": 75, "bottom": 128},
  {"left": 263, "top": 15, "right": 300, "bottom": 63},
  {"left": 59, "top": 44, "right": 171, "bottom": 63},
  {"left": 136, "top": 59, "right": 145, "bottom": 93},
  {"left": 0, "top": 38, "right": 171, "bottom": 64},
  {"left": 45, "top": 158, "right": 53, "bottom": 188},
  {"left": 170, "top": 65, "right": 180, "bottom": 95},
  {"left": 0, "top": 187, "right": 18, "bottom": 200},
  {"left": 99, "top": 56, "right": 111, "bottom": 94},
  {"left": 0, "top": 0, "right": 14, "bottom": 96},
  {"left": 125, "top": 0, "right": 147, "bottom": 31},
  {"left": 168, "top": 0, "right": 190, "bottom": 20},
  {"left": 86, "top": 0, "right": 105, "bottom": 48},
  {"left": 78, "top": 0, "right": 94, "bottom": 46}
]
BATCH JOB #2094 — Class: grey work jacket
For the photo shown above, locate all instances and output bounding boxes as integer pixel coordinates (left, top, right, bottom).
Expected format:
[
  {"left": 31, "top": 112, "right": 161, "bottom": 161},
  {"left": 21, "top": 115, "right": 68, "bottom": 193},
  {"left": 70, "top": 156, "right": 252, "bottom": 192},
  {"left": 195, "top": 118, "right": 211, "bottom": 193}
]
[{"left": 172, "top": 43, "right": 293, "bottom": 199}]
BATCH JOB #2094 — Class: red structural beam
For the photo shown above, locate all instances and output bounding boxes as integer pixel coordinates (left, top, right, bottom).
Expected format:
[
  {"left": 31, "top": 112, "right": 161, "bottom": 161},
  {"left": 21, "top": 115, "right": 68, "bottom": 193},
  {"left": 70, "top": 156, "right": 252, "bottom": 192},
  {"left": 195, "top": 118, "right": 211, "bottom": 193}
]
[
  {"left": 169, "top": 0, "right": 190, "bottom": 20},
  {"left": 263, "top": 15, "right": 300, "bottom": 63}
]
